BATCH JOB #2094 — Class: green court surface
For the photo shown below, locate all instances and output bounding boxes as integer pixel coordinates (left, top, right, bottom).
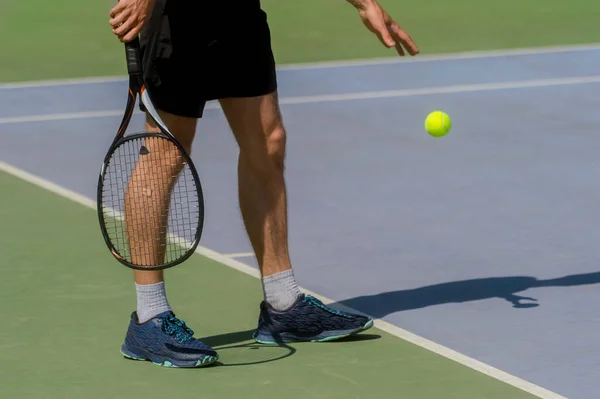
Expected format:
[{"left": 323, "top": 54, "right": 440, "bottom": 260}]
[
  {"left": 2, "top": 0, "right": 600, "bottom": 82},
  {"left": 0, "top": 170, "right": 538, "bottom": 398}
]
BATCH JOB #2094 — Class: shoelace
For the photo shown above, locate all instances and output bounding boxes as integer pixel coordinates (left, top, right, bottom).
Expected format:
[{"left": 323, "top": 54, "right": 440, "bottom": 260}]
[
  {"left": 305, "top": 295, "right": 353, "bottom": 318},
  {"left": 161, "top": 314, "right": 195, "bottom": 343}
]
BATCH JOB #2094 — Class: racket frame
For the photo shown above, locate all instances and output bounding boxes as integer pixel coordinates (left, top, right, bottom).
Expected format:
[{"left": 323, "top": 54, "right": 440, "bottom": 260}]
[{"left": 96, "top": 38, "right": 204, "bottom": 271}]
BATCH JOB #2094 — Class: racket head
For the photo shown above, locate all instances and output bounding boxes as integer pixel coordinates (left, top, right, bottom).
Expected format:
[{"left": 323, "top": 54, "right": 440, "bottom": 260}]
[{"left": 97, "top": 130, "right": 204, "bottom": 271}]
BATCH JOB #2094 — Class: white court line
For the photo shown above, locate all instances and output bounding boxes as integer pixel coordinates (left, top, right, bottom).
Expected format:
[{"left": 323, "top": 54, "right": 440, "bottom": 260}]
[
  {"left": 223, "top": 252, "right": 255, "bottom": 259},
  {"left": 279, "top": 42, "right": 600, "bottom": 70},
  {"left": 0, "top": 76, "right": 126, "bottom": 90},
  {"left": 0, "top": 160, "right": 568, "bottom": 399},
  {"left": 0, "top": 42, "right": 599, "bottom": 90},
  {"left": 2, "top": 74, "right": 600, "bottom": 125},
  {"left": 0, "top": 110, "right": 135, "bottom": 125}
]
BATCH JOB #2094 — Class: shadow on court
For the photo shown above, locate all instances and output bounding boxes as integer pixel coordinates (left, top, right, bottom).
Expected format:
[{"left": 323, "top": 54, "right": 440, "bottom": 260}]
[
  {"left": 337, "top": 272, "right": 600, "bottom": 318},
  {"left": 198, "top": 329, "right": 381, "bottom": 367}
]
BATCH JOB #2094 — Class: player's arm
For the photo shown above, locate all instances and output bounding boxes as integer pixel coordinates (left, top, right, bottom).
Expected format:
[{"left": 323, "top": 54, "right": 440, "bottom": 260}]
[
  {"left": 109, "top": 0, "right": 156, "bottom": 43},
  {"left": 345, "top": 0, "right": 419, "bottom": 56}
]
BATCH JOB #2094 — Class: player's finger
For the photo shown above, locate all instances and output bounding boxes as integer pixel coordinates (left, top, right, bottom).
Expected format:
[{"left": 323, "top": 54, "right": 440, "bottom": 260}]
[
  {"left": 109, "top": 9, "right": 130, "bottom": 28},
  {"left": 386, "top": 24, "right": 406, "bottom": 56},
  {"left": 109, "top": 2, "right": 126, "bottom": 18},
  {"left": 394, "top": 41, "right": 406, "bottom": 56},
  {"left": 359, "top": 11, "right": 395, "bottom": 48},
  {"left": 113, "top": 17, "right": 137, "bottom": 38},
  {"left": 380, "top": 29, "right": 396, "bottom": 48},
  {"left": 121, "top": 23, "right": 142, "bottom": 43},
  {"left": 370, "top": 20, "right": 395, "bottom": 48},
  {"left": 398, "top": 33, "right": 419, "bottom": 55},
  {"left": 388, "top": 23, "right": 419, "bottom": 55}
]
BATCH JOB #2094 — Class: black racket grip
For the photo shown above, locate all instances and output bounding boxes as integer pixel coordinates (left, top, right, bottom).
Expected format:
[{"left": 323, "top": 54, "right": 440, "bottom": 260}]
[{"left": 125, "top": 37, "right": 142, "bottom": 76}]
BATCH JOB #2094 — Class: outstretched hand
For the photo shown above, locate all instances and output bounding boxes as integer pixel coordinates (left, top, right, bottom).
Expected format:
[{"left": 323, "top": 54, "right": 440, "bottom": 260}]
[{"left": 350, "top": 0, "right": 419, "bottom": 56}]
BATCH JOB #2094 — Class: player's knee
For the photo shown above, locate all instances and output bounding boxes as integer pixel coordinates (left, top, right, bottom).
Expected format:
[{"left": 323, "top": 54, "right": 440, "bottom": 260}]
[
  {"left": 242, "top": 123, "right": 287, "bottom": 176},
  {"left": 266, "top": 123, "right": 286, "bottom": 171},
  {"left": 143, "top": 138, "right": 186, "bottom": 177},
  {"left": 145, "top": 112, "right": 196, "bottom": 155}
]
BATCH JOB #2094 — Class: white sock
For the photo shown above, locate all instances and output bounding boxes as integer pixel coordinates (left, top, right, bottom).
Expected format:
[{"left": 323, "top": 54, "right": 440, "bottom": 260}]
[
  {"left": 136, "top": 281, "right": 172, "bottom": 323},
  {"left": 261, "top": 269, "right": 302, "bottom": 311}
]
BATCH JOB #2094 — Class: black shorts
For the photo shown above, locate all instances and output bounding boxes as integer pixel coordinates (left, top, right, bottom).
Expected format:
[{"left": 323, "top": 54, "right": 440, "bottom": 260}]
[{"left": 139, "top": 1, "right": 277, "bottom": 118}]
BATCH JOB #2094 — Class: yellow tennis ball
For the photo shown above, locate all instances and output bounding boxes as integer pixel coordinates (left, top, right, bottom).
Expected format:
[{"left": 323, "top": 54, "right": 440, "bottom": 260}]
[{"left": 425, "top": 111, "right": 452, "bottom": 137}]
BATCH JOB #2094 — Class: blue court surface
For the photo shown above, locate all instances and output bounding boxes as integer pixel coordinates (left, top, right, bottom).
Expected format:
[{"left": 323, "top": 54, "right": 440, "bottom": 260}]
[{"left": 2, "top": 45, "right": 600, "bottom": 399}]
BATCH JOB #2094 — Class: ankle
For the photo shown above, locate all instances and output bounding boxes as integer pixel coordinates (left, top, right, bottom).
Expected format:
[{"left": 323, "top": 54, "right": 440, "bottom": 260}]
[
  {"left": 261, "top": 269, "right": 302, "bottom": 311},
  {"left": 136, "top": 281, "right": 172, "bottom": 323}
]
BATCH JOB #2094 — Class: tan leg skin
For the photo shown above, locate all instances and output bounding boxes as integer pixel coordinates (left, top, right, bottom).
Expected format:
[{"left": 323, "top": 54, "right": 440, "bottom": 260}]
[
  {"left": 219, "top": 91, "right": 292, "bottom": 278},
  {"left": 124, "top": 111, "right": 198, "bottom": 286}
]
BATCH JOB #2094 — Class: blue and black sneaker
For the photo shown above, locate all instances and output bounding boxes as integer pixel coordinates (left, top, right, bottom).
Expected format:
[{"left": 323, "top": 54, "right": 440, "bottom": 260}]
[
  {"left": 121, "top": 311, "right": 218, "bottom": 368},
  {"left": 253, "top": 294, "right": 374, "bottom": 344}
]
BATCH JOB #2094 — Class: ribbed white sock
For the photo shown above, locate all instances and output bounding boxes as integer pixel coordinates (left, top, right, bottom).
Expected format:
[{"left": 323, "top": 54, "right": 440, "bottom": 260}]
[
  {"left": 136, "top": 281, "right": 172, "bottom": 323},
  {"left": 261, "top": 269, "right": 302, "bottom": 311}
]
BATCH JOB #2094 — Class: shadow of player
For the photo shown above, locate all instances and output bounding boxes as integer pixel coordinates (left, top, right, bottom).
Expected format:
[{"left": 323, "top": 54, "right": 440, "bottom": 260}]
[{"left": 336, "top": 271, "right": 600, "bottom": 318}]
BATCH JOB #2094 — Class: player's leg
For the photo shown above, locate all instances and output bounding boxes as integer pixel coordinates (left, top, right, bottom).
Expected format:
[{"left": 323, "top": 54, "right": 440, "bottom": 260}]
[
  {"left": 219, "top": 92, "right": 374, "bottom": 343},
  {"left": 213, "top": 7, "right": 373, "bottom": 342},
  {"left": 219, "top": 92, "right": 294, "bottom": 277},
  {"left": 210, "top": 7, "right": 298, "bottom": 309},
  {"left": 121, "top": 110, "right": 217, "bottom": 368},
  {"left": 125, "top": 111, "right": 194, "bottom": 331},
  {"left": 126, "top": 111, "right": 196, "bottom": 285},
  {"left": 120, "top": 3, "right": 217, "bottom": 367}
]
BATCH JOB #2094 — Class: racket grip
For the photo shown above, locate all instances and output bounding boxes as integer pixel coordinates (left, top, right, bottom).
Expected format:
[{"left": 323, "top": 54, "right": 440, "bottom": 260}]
[{"left": 125, "top": 37, "right": 142, "bottom": 76}]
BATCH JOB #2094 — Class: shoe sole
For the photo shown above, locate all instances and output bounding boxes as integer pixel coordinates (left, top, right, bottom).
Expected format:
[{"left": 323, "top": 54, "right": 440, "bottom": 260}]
[
  {"left": 120, "top": 345, "right": 219, "bottom": 368},
  {"left": 253, "top": 319, "right": 374, "bottom": 344}
]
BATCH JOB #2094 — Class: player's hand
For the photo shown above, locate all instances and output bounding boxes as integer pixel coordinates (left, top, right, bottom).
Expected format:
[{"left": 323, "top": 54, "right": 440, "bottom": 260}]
[
  {"left": 109, "top": 0, "right": 156, "bottom": 43},
  {"left": 349, "top": 0, "right": 419, "bottom": 56}
]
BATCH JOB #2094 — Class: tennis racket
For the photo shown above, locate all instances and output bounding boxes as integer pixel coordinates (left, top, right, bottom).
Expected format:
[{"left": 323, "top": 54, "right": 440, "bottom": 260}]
[{"left": 97, "top": 37, "right": 204, "bottom": 271}]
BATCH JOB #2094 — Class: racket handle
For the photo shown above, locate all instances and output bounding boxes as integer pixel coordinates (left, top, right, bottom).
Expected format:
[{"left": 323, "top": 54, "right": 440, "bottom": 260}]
[{"left": 125, "top": 37, "right": 142, "bottom": 76}]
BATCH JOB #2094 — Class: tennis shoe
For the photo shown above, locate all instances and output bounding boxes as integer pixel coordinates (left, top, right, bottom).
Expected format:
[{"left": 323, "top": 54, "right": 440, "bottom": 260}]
[
  {"left": 253, "top": 294, "right": 373, "bottom": 343},
  {"left": 120, "top": 311, "right": 218, "bottom": 368}
]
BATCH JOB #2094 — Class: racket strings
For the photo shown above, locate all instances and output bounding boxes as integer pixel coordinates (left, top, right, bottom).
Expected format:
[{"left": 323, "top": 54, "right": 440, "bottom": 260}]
[{"left": 101, "top": 135, "right": 200, "bottom": 267}]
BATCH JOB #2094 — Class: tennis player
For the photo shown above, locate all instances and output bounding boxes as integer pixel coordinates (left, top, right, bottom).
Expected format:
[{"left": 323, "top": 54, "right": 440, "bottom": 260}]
[{"left": 108, "top": 0, "right": 419, "bottom": 368}]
